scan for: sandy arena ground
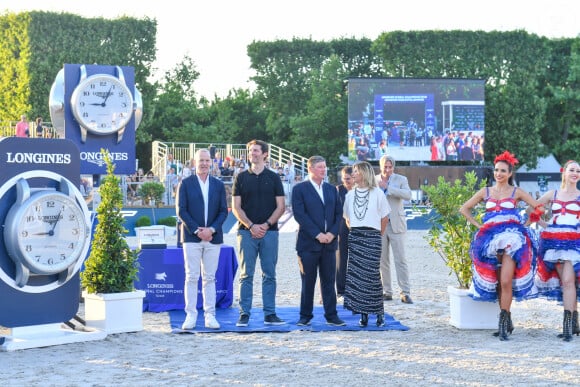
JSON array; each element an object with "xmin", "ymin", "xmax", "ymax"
[{"xmin": 1, "ymin": 230, "xmax": 579, "ymax": 386}]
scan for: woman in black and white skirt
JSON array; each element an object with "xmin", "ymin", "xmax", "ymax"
[{"xmin": 342, "ymin": 161, "xmax": 390, "ymax": 327}]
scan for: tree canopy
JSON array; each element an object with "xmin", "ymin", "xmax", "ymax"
[{"xmin": 2, "ymin": 11, "xmax": 578, "ymax": 170}]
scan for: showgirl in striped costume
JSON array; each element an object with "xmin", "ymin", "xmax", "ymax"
[
  {"xmin": 534, "ymin": 160, "xmax": 580, "ymax": 342},
  {"xmin": 460, "ymin": 151, "xmax": 542, "ymax": 340}
]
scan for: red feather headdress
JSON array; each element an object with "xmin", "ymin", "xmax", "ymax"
[{"xmin": 494, "ymin": 151, "xmax": 519, "ymax": 167}]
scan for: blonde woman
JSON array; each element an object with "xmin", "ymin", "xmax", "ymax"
[
  {"xmin": 534, "ymin": 160, "xmax": 580, "ymax": 341},
  {"xmin": 343, "ymin": 161, "xmax": 390, "ymax": 327}
]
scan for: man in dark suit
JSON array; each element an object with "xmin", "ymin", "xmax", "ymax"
[
  {"xmin": 292, "ymin": 156, "xmax": 346, "ymax": 326},
  {"xmin": 177, "ymin": 148, "xmax": 228, "ymax": 330}
]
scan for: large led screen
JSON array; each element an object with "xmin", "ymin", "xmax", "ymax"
[{"xmin": 347, "ymin": 78, "xmax": 485, "ymax": 162}]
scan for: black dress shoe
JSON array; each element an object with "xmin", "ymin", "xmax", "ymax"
[
  {"xmin": 383, "ymin": 294, "xmax": 393, "ymax": 301},
  {"xmin": 376, "ymin": 314, "xmax": 385, "ymax": 327},
  {"xmin": 297, "ymin": 317, "xmax": 312, "ymax": 326},
  {"xmin": 359, "ymin": 313, "xmax": 368, "ymax": 327},
  {"xmin": 401, "ymin": 295, "xmax": 414, "ymax": 304}
]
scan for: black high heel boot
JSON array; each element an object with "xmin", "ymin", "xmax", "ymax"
[
  {"xmin": 359, "ymin": 313, "xmax": 368, "ymax": 327},
  {"xmin": 498, "ymin": 309, "xmax": 510, "ymax": 341},
  {"xmin": 562, "ymin": 310, "xmax": 573, "ymax": 342},
  {"xmin": 493, "ymin": 311, "xmax": 514, "ymax": 337},
  {"xmin": 376, "ymin": 314, "xmax": 384, "ymax": 327},
  {"xmin": 558, "ymin": 310, "xmax": 579, "ymax": 338}
]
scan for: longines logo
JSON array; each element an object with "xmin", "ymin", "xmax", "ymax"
[
  {"xmin": 81, "ymin": 151, "xmax": 129, "ymax": 166},
  {"xmin": 5, "ymin": 152, "xmax": 72, "ymax": 164}
]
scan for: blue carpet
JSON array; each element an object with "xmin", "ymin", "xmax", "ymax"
[{"xmin": 169, "ymin": 305, "xmax": 409, "ymax": 333}]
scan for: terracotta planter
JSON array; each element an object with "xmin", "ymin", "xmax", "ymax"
[
  {"xmin": 447, "ymin": 286, "xmax": 497, "ymax": 329},
  {"xmin": 83, "ymin": 290, "xmax": 145, "ymax": 334}
]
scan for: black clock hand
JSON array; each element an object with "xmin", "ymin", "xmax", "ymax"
[
  {"xmin": 101, "ymin": 85, "xmax": 114, "ymax": 106},
  {"xmin": 48, "ymin": 206, "xmax": 65, "ymax": 235}
]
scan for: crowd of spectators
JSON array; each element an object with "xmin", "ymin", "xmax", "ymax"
[{"xmin": 122, "ymin": 153, "xmax": 302, "ymax": 208}]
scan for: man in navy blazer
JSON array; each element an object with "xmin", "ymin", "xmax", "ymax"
[
  {"xmin": 177, "ymin": 149, "xmax": 228, "ymax": 330},
  {"xmin": 292, "ymin": 156, "xmax": 346, "ymax": 326}
]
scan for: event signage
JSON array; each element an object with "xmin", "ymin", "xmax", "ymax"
[
  {"xmin": 0, "ymin": 138, "xmax": 90, "ymax": 327},
  {"xmin": 60, "ymin": 64, "xmax": 138, "ymax": 175}
]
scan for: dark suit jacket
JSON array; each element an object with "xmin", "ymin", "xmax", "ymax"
[
  {"xmin": 292, "ymin": 180, "xmax": 342, "ymax": 253},
  {"xmin": 176, "ymin": 174, "xmax": 228, "ymax": 244}
]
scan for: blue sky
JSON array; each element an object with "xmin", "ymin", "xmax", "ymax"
[{"xmin": 4, "ymin": 0, "xmax": 579, "ymax": 99}]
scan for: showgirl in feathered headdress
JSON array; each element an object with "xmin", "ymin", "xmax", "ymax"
[
  {"xmin": 459, "ymin": 149, "xmax": 544, "ymax": 340},
  {"xmin": 533, "ymin": 159, "xmax": 580, "ymax": 341}
]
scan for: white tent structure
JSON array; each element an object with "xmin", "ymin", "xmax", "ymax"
[{"xmin": 516, "ymin": 154, "xmax": 562, "ymax": 196}]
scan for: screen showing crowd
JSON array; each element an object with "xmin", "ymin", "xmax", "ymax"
[{"xmin": 347, "ymin": 78, "xmax": 485, "ymax": 163}]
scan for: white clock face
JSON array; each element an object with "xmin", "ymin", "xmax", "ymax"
[
  {"xmin": 8, "ymin": 191, "xmax": 89, "ymax": 275},
  {"xmin": 71, "ymin": 74, "xmax": 134, "ymax": 135}
]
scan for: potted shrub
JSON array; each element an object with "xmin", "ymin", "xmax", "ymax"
[
  {"xmin": 81, "ymin": 150, "xmax": 145, "ymax": 334},
  {"xmin": 135, "ymin": 215, "xmax": 152, "ymax": 228},
  {"xmin": 422, "ymin": 170, "xmax": 497, "ymax": 329},
  {"xmin": 157, "ymin": 216, "xmax": 177, "ymax": 227}
]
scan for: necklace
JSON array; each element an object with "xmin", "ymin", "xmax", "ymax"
[{"xmin": 353, "ymin": 188, "xmax": 370, "ymax": 221}]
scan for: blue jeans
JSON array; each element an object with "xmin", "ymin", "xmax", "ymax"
[{"xmin": 237, "ymin": 230, "xmax": 279, "ymax": 316}]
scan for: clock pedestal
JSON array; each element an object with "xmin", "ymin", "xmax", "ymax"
[
  {"xmin": 0, "ymin": 323, "xmax": 107, "ymax": 352},
  {"xmin": 0, "ymin": 137, "xmax": 100, "ymax": 350}
]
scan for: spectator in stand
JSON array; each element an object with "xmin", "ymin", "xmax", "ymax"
[
  {"xmin": 44, "ymin": 128, "xmax": 55, "ymax": 139},
  {"xmin": 213, "ymin": 151, "xmax": 223, "ymax": 173},
  {"xmin": 165, "ymin": 167, "xmax": 179, "ymax": 205},
  {"xmin": 133, "ymin": 168, "xmax": 145, "ymax": 195},
  {"xmin": 166, "ymin": 153, "xmax": 176, "ymax": 173},
  {"xmin": 126, "ymin": 174, "xmax": 136, "ymax": 201},
  {"xmin": 146, "ymin": 171, "xmax": 157, "ymax": 182},
  {"xmin": 181, "ymin": 160, "xmax": 194, "ymax": 179},
  {"xmin": 284, "ymin": 160, "xmax": 296, "ymax": 203},
  {"xmin": 15, "ymin": 114, "xmax": 29, "ymax": 138},
  {"xmin": 35, "ymin": 117, "xmax": 44, "ymax": 138},
  {"xmin": 220, "ymin": 160, "xmax": 234, "ymax": 182},
  {"xmin": 234, "ymin": 160, "xmax": 246, "ymax": 177}
]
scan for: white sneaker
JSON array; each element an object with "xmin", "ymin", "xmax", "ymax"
[
  {"xmin": 182, "ymin": 312, "xmax": 198, "ymax": 330},
  {"xmin": 205, "ymin": 314, "xmax": 220, "ymax": 329}
]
